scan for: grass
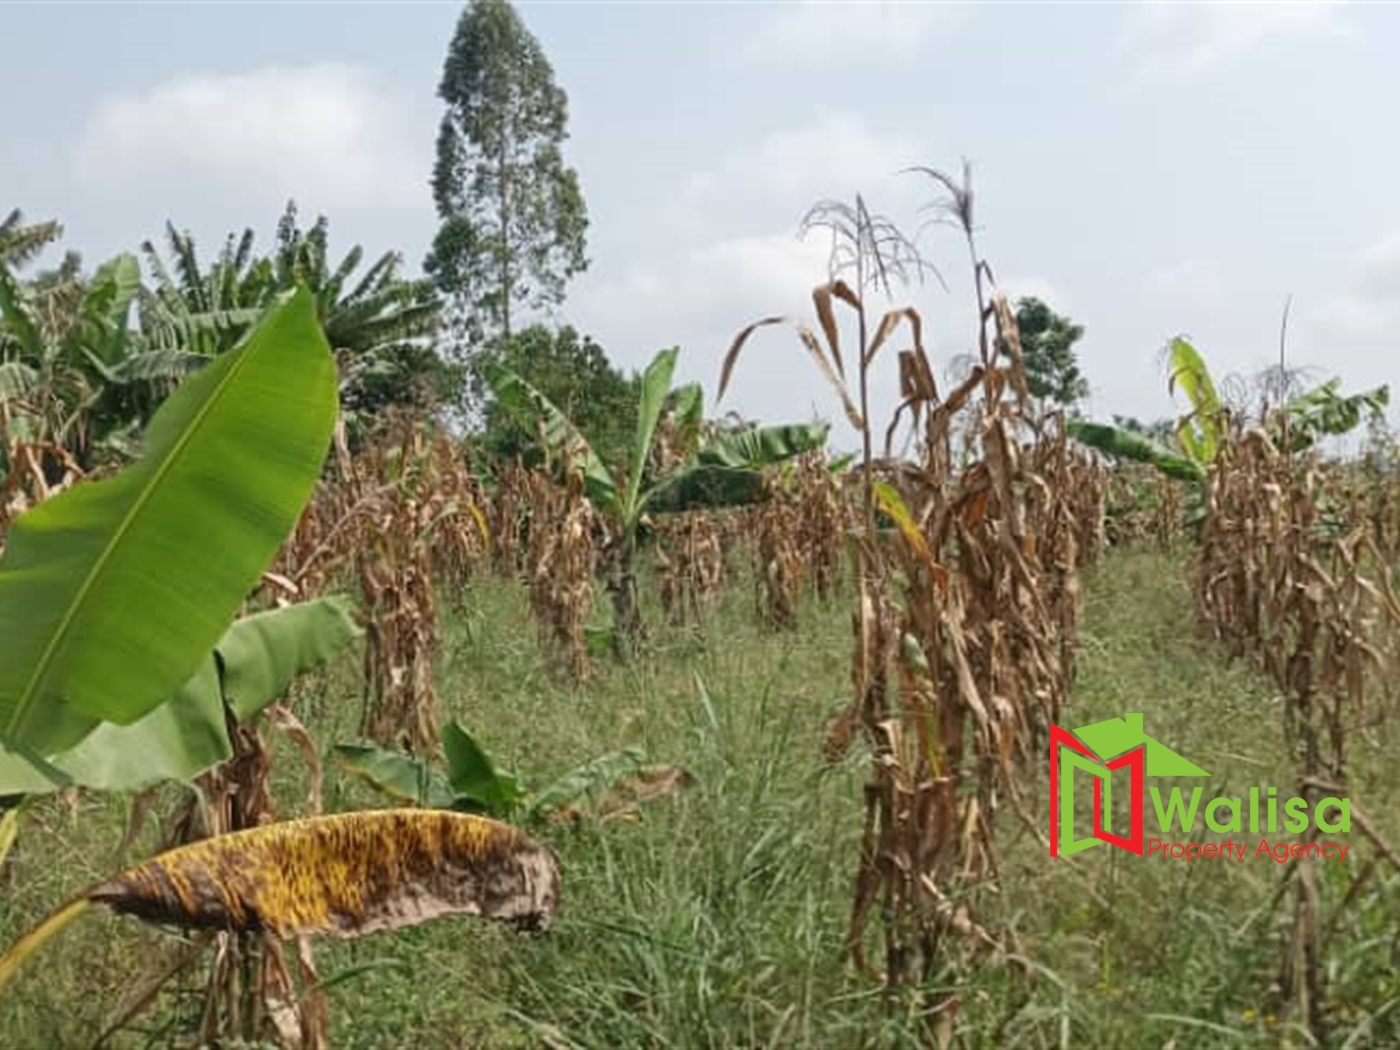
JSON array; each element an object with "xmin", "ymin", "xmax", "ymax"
[{"xmin": 3, "ymin": 547, "xmax": 1398, "ymax": 1047}]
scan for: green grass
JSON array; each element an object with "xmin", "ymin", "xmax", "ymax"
[{"xmin": 3, "ymin": 549, "xmax": 1398, "ymax": 1047}]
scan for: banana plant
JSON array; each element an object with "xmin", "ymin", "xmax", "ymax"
[
  {"xmin": 0, "ymin": 253, "xmax": 239, "ymax": 473},
  {"xmin": 335, "ymin": 721, "xmax": 690, "ymax": 826},
  {"xmin": 0, "ymin": 288, "xmax": 337, "ymax": 768},
  {"xmin": 0, "ymin": 597, "xmax": 361, "ymax": 795},
  {"xmin": 1070, "ymin": 336, "xmax": 1387, "ymax": 479},
  {"xmin": 485, "ymin": 346, "xmax": 828, "ymax": 656}
]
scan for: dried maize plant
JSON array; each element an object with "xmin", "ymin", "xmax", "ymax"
[
  {"xmin": 751, "ymin": 486, "xmax": 804, "ymax": 629},
  {"xmin": 521, "ymin": 459, "xmax": 597, "ymax": 681},
  {"xmin": 355, "ymin": 417, "xmax": 448, "ymax": 755},
  {"xmin": 654, "ymin": 510, "xmax": 724, "ymax": 625},
  {"xmin": 1025, "ymin": 413, "xmax": 1105, "ymax": 683},
  {"xmin": 0, "ymin": 440, "xmax": 83, "ymax": 542},
  {"xmin": 1153, "ymin": 469, "xmax": 1184, "ymax": 550},
  {"xmin": 1344, "ymin": 445, "xmax": 1400, "ymax": 563},
  {"xmin": 722, "ymin": 178, "xmax": 1087, "ymax": 1023},
  {"xmin": 424, "ymin": 429, "xmax": 491, "ymax": 595},
  {"xmin": 263, "ymin": 421, "xmax": 379, "ymax": 605},
  {"xmin": 1195, "ymin": 426, "xmax": 1400, "ymax": 1044},
  {"xmin": 1102, "ymin": 463, "xmax": 1158, "ymax": 546},
  {"xmin": 486, "ymin": 458, "xmax": 532, "ymax": 577},
  {"xmin": 96, "ymin": 696, "xmax": 330, "ymax": 1048},
  {"xmin": 793, "ymin": 451, "xmax": 853, "ymax": 599}
]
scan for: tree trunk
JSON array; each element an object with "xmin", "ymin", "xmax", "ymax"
[
  {"xmin": 499, "ymin": 145, "xmax": 512, "ymax": 341},
  {"xmin": 608, "ymin": 531, "xmax": 642, "ymax": 661}
]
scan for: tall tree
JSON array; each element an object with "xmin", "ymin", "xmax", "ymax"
[
  {"xmin": 426, "ymin": 0, "xmax": 589, "ymax": 355},
  {"xmin": 1003, "ymin": 296, "xmax": 1089, "ymax": 409}
]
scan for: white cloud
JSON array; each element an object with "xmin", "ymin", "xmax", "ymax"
[
  {"xmin": 74, "ymin": 64, "xmax": 423, "ymax": 210},
  {"xmin": 741, "ymin": 1, "xmax": 971, "ymax": 67},
  {"xmin": 571, "ymin": 226, "xmax": 926, "ymax": 445},
  {"xmin": 570, "ymin": 111, "xmax": 956, "ymax": 446},
  {"xmin": 678, "ymin": 111, "xmax": 923, "ymax": 233},
  {"xmin": 1304, "ymin": 291, "xmax": 1397, "ymax": 344},
  {"xmin": 1144, "ymin": 259, "xmax": 1226, "ymax": 306},
  {"xmin": 1302, "ymin": 226, "xmax": 1400, "ymax": 341},
  {"xmin": 1358, "ymin": 228, "xmax": 1400, "ymax": 292},
  {"xmin": 1291, "ymin": 228, "xmax": 1400, "ymax": 425},
  {"xmin": 1122, "ymin": 0, "xmax": 1351, "ymax": 79}
]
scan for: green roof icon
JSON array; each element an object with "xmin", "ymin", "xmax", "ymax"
[{"xmin": 1071, "ymin": 713, "xmax": 1208, "ymax": 777}]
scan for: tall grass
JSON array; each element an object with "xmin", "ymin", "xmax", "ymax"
[{"xmin": 4, "ymin": 551, "xmax": 1398, "ymax": 1047}]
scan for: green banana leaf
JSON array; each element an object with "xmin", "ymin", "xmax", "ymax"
[
  {"xmin": 79, "ymin": 255, "xmax": 142, "ymax": 367},
  {"xmin": 0, "ymin": 266, "xmax": 45, "ymax": 360},
  {"xmin": 669, "ymin": 381, "xmax": 705, "ymax": 455},
  {"xmin": 333, "ymin": 722, "xmax": 524, "ymax": 817},
  {"xmin": 1067, "ymin": 421, "xmax": 1205, "ymax": 482},
  {"xmin": 1167, "ymin": 336, "xmax": 1221, "ymax": 466},
  {"xmin": 0, "ymin": 288, "xmax": 337, "ymax": 757},
  {"xmin": 482, "ymin": 360, "xmax": 619, "ymax": 515},
  {"xmin": 695, "ymin": 422, "xmax": 830, "ymax": 469},
  {"xmin": 0, "ymin": 361, "xmax": 38, "ymax": 400},
  {"xmin": 527, "ymin": 749, "xmax": 645, "ymax": 821},
  {"xmin": 332, "ymin": 744, "xmax": 457, "ymax": 809},
  {"xmin": 1282, "ymin": 380, "xmax": 1389, "ymax": 451},
  {"xmin": 625, "ymin": 348, "xmax": 680, "ymax": 522},
  {"xmin": 333, "ymin": 735, "xmax": 650, "ymax": 825},
  {"xmin": 442, "ymin": 722, "xmax": 522, "ymax": 817},
  {"xmin": 84, "ymin": 349, "xmax": 212, "ymax": 386},
  {"xmin": 220, "ymin": 597, "xmax": 361, "ymax": 722},
  {"xmin": 0, "ymin": 597, "xmax": 361, "ymax": 793}
]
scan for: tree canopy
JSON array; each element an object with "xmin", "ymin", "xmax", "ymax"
[
  {"xmin": 426, "ymin": 0, "xmax": 589, "ymax": 355},
  {"xmin": 1005, "ymin": 296, "xmax": 1089, "ymax": 409}
]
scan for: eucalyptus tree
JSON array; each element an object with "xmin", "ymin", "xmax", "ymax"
[{"xmin": 426, "ymin": 0, "xmax": 588, "ymax": 353}]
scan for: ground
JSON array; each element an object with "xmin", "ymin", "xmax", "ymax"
[{"xmin": 3, "ymin": 548, "xmax": 1398, "ymax": 1048}]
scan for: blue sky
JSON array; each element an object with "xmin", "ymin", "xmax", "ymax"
[{"xmin": 3, "ymin": 1, "xmax": 1395, "ymax": 445}]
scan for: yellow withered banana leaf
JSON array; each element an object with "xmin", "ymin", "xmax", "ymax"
[
  {"xmin": 90, "ymin": 809, "xmax": 560, "ymax": 937},
  {"xmin": 0, "ymin": 809, "xmax": 559, "ymax": 996}
]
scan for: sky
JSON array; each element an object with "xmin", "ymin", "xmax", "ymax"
[{"xmin": 3, "ymin": 0, "xmax": 1396, "ymax": 449}]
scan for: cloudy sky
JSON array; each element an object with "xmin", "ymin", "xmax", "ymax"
[{"xmin": 4, "ymin": 1, "xmax": 1395, "ymax": 445}]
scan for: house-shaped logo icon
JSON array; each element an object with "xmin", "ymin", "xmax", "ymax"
[{"xmin": 1049, "ymin": 713, "xmax": 1209, "ymax": 857}]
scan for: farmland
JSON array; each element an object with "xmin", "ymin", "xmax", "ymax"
[
  {"xmin": 4, "ymin": 3, "xmax": 1400, "ymax": 1048},
  {"xmin": 0, "ymin": 544, "xmax": 1386, "ymax": 1050}
]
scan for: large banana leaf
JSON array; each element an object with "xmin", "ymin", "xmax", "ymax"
[
  {"xmin": 0, "ymin": 597, "xmax": 360, "ymax": 793},
  {"xmin": 624, "ymin": 348, "xmax": 679, "ymax": 522},
  {"xmin": 1167, "ymin": 336, "xmax": 1221, "ymax": 465},
  {"xmin": 442, "ymin": 722, "xmax": 523, "ymax": 817},
  {"xmin": 482, "ymin": 361, "xmax": 619, "ymax": 514},
  {"xmin": 0, "ymin": 266, "xmax": 44, "ymax": 361},
  {"xmin": 79, "ymin": 255, "xmax": 142, "ymax": 368},
  {"xmin": 1282, "ymin": 379, "xmax": 1389, "ymax": 450},
  {"xmin": 695, "ymin": 422, "xmax": 830, "ymax": 469},
  {"xmin": 1067, "ymin": 421, "xmax": 1204, "ymax": 482},
  {"xmin": 333, "ymin": 743, "xmax": 458, "ymax": 809},
  {"xmin": 0, "ymin": 289, "xmax": 337, "ymax": 757},
  {"xmin": 220, "ymin": 596, "xmax": 361, "ymax": 722}
]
